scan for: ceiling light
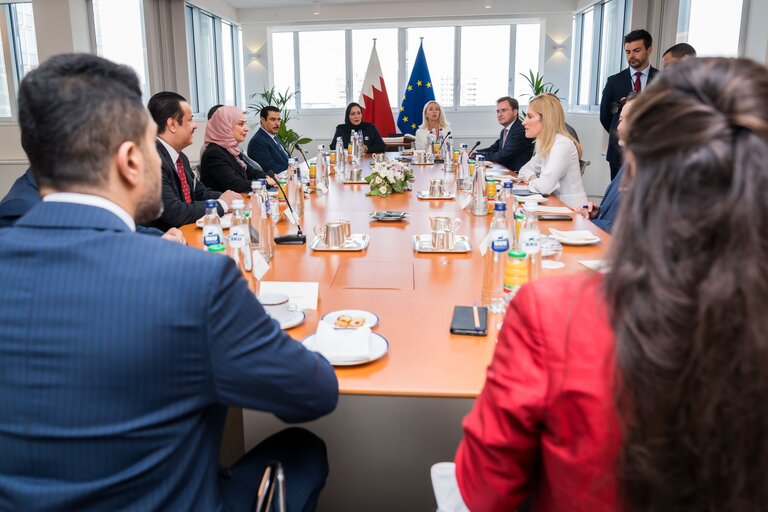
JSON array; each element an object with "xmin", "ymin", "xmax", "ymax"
[
  {"xmin": 484, "ymin": 0, "xmax": 493, "ymax": 8},
  {"xmin": 313, "ymin": 0, "xmax": 320, "ymax": 15}
]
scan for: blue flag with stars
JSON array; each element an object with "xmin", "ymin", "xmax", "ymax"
[{"xmin": 398, "ymin": 42, "xmax": 435, "ymax": 135}]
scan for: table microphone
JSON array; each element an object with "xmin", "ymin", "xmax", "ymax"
[
  {"xmin": 294, "ymin": 144, "xmax": 311, "ymax": 179},
  {"xmin": 469, "ymin": 140, "xmax": 482, "ymax": 155},
  {"xmin": 265, "ymin": 168, "xmax": 306, "ymax": 245},
  {"xmin": 434, "ymin": 131, "xmax": 452, "ymax": 163}
]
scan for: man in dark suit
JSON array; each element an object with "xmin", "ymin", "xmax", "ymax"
[
  {"xmin": 247, "ymin": 106, "xmax": 290, "ymax": 175},
  {"xmin": 0, "ymin": 53, "xmax": 338, "ymax": 511},
  {"xmin": 147, "ymin": 92, "xmax": 241, "ymax": 231},
  {"xmin": 0, "ymin": 168, "xmax": 185, "ymax": 242},
  {"xmin": 600, "ymin": 29, "xmax": 659, "ymax": 180},
  {"xmin": 473, "ymin": 96, "xmax": 535, "ymax": 172}
]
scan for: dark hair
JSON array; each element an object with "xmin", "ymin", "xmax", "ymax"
[
  {"xmin": 624, "ymin": 29, "xmax": 653, "ymax": 49},
  {"xmin": 344, "ymin": 102, "xmax": 363, "ymax": 125},
  {"xmin": 496, "ymin": 96, "xmax": 519, "ymax": 111},
  {"xmin": 605, "ymin": 57, "xmax": 768, "ymax": 511},
  {"xmin": 18, "ymin": 53, "xmax": 146, "ymax": 191},
  {"xmin": 663, "ymin": 42, "xmax": 697, "ymax": 58},
  {"xmin": 207, "ymin": 104, "xmax": 223, "ymax": 120},
  {"xmin": 259, "ymin": 106, "xmax": 280, "ymax": 120},
  {"xmin": 148, "ymin": 91, "xmax": 187, "ymax": 134}
]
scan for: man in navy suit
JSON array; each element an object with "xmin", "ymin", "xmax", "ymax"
[
  {"xmin": 473, "ymin": 96, "xmax": 535, "ymax": 172},
  {"xmin": 247, "ymin": 106, "xmax": 290, "ymax": 175},
  {"xmin": 0, "ymin": 53, "xmax": 338, "ymax": 511},
  {"xmin": 600, "ymin": 29, "xmax": 658, "ymax": 180},
  {"xmin": 147, "ymin": 92, "xmax": 241, "ymax": 231}
]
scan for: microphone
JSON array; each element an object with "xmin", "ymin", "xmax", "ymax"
[
  {"xmin": 264, "ymin": 168, "xmax": 307, "ymax": 245},
  {"xmin": 434, "ymin": 131, "xmax": 451, "ymax": 163},
  {"xmin": 294, "ymin": 144, "xmax": 311, "ymax": 181},
  {"xmin": 469, "ymin": 140, "xmax": 482, "ymax": 155}
]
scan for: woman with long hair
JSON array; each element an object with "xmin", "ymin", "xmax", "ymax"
[
  {"xmin": 455, "ymin": 57, "xmax": 768, "ymax": 511},
  {"xmin": 414, "ymin": 100, "xmax": 450, "ymax": 151},
  {"xmin": 328, "ymin": 102, "xmax": 386, "ymax": 154},
  {"xmin": 518, "ymin": 93, "xmax": 587, "ymax": 208}
]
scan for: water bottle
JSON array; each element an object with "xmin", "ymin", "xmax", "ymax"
[
  {"xmin": 286, "ymin": 158, "xmax": 302, "ymax": 218},
  {"xmin": 335, "ymin": 137, "xmax": 345, "ymax": 174},
  {"xmin": 442, "ymin": 137, "xmax": 454, "ymax": 173},
  {"xmin": 425, "ymin": 131, "xmax": 435, "ymax": 163},
  {"xmin": 514, "ymin": 202, "xmax": 526, "ymax": 249},
  {"xmin": 481, "ymin": 202, "xmax": 511, "ymax": 313},
  {"xmin": 503, "ymin": 250, "xmax": 529, "ymax": 304},
  {"xmin": 229, "ymin": 199, "xmax": 252, "ymax": 273},
  {"xmin": 502, "ymin": 181, "xmax": 516, "ymax": 248},
  {"xmin": 316, "ymin": 144, "xmax": 328, "ymax": 194},
  {"xmin": 471, "ymin": 157, "xmax": 488, "ymax": 216},
  {"xmin": 259, "ymin": 191, "xmax": 274, "ymax": 262},
  {"xmin": 519, "ymin": 201, "xmax": 542, "ymax": 281},
  {"xmin": 458, "ymin": 143, "xmax": 470, "ymax": 190},
  {"xmin": 249, "ymin": 180, "xmax": 262, "ymax": 247},
  {"xmin": 202, "ymin": 199, "xmax": 223, "ymax": 247}
]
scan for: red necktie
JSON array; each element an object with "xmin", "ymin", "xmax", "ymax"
[
  {"xmin": 175, "ymin": 156, "xmax": 192, "ymax": 204},
  {"xmin": 633, "ymin": 71, "xmax": 642, "ymax": 93}
]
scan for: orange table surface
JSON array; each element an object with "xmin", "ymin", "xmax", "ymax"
[{"xmin": 181, "ymin": 160, "xmax": 609, "ymax": 398}]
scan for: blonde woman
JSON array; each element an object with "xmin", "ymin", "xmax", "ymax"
[
  {"xmin": 414, "ymin": 100, "xmax": 450, "ymax": 151},
  {"xmin": 518, "ymin": 94, "xmax": 587, "ymax": 208}
]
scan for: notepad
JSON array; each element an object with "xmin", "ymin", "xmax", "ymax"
[{"xmin": 258, "ymin": 281, "xmax": 319, "ymax": 310}]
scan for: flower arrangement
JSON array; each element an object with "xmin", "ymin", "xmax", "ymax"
[{"xmin": 364, "ymin": 160, "xmax": 414, "ymax": 197}]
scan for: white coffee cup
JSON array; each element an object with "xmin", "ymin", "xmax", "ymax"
[{"xmin": 258, "ymin": 293, "xmax": 294, "ymax": 319}]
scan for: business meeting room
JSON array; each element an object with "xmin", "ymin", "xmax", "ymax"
[{"xmin": 1, "ymin": 0, "xmax": 767, "ymax": 510}]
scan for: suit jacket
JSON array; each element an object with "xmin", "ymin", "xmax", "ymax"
[
  {"xmin": 476, "ymin": 119, "xmax": 535, "ymax": 172},
  {"xmin": 599, "ymin": 66, "xmax": 659, "ymax": 164},
  {"xmin": 0, "ymin": 201, "xmax": 338, "ymax": 511},
  {"xmin": 329, "ymin": 122, "xmax": 386, "ymax": 154},
  {"xmin": 247, "ymin": 128, "xmax": 289, "ymax": 175},
  {"xmin": 0, "ymin": 168, "xmax": 162, "ymax": 236},
  {"xmin": 456, "ymin": 273, "xmax": 620, "ymax": 512},
  {"xmin": 200, "ymin": 143, "xmax": 266, "ymax": 193},
  {"xmin": 593, "ymin": 164, "xmax": 624, "ymax": 233},
  {"xmin": 152, "ymin": 141, "xmax": 222, "ymax": 231}
]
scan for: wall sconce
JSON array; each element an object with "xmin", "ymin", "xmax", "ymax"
[
  {"xmin": 313, "ymin": 0, "xmax": 320, "ymax": 15},
  {"xmin": 484, "ymin": 0, "xmax": 493, "ymax": 8},
  {"xmin": 553, "ymin": 44, "xmax": 565, "ymax": 53},
  {"xmin": 249, "ymin": 50, "xmax": 261, "ymax": 61}
]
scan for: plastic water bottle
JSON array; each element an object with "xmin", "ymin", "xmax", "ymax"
[
  {"xmin": 335, "ymin": 137, "xmax": 345, "ymax": 174},
  {"xmin": 481, "ymin": 202, "xmax": 511, "ymax": 313},
  {"xmin": 229, "ymin": 199, "xmax": 252, "ymax": 273},
  {"xmin": 202, "ymin": 199, "xmax": 223, "ymax": 247},
  {"xmin": 471, "ymin": 157, "xmax": 488, "ymax": 216},
  {"xmin": 259, "ymin": 192, "xmax": 274, "ymax": 262},
  {"xmin": 316, "ymin": 144, "xmax": 328, "ymax": 194},
  {"xmin": 458, "ymin": 143, "xmax": 470, "ymax": 190},
  {"xmin": 442, "ymin": 137, "xmax": 454, "ymax": 173},
  {"xmin": 249, "ymin": 180, "xmax": 262, "ymax": 247},
  {"xmin": 502, "ymin": 181, "xmax": 516, "ymax": 248},
  {"xmin": 519, "ymin": 201, "xmax": 542, "ymax": 281},
  {"xmin": 286, "ymin": 158, "xmax": 302, "ymax": 218},
  {"xmin": 425, "ymin": 131, "xmax": 435, "ymax": 163}
]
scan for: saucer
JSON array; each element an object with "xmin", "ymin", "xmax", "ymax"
[
  {"xmin": 275, "ymin": 310, "xmax": 306, "ymax": 330},
  {"xmin": 195, "ymin": 213, "xmax": 232, "ymax": 229},
  {"xmin": 302, "ymin": 332, "xmax": 389, "ymax": 366},
  {"xmin": 322, "ymin": 309, "xmax": 379, "ymax": 328},
  {"xmin": 370, "ymin": 211, "xmax": 409, "ymax": 222}
]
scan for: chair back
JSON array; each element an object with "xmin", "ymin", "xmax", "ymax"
[{"xmin": 579, "ymin": 159, "xmax": 591, "ymax": 176}]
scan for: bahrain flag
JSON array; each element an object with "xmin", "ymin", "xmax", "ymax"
[{"xmin": 359, "ymin": 43, "xmax": 396, "ymax": 138}]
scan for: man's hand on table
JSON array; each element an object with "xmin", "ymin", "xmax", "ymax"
[
  {"xmin": 161, "ymin": 227, "xmax": 187, "ymax": 245},
  {"xmin": 219, "ymin": 190, "xmax": 243, "ymax": 212}
]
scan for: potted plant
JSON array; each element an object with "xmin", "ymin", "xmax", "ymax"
[
  {"xmin": 519, "ymin": 70, "xmax": 560, "ymax": 119},
  {"xmin": 247, "ymin": 86, "xmax": 312, "ymax": 156}
]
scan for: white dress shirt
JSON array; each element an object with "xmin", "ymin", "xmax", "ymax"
[
  {"xmin": 630, "ymin": 64, "xmax": 651, "ymax": 91},
  {"xmin": 518, "ymin": 134, "xmax": 587, "ymax": 208},
  {"xmin": 43, "ymin": 192, "xmax": 136, "ymax": 231}
]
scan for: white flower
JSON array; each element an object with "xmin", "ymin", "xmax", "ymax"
[
  {"xmin": 379, "ymin": 185, "xmax": 388, "ymax": 194},
  {"xmin": 374, "ymin": 176, "xmax": 382, "ymax": 184},
  {"xmin": 386, "ymin": 173, "xmax": 395, "ymax": 183}
]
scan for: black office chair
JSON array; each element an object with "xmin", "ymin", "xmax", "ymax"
[{"xmin": 254, "ymin": 461, "xmax": 286, "ymax": 512}]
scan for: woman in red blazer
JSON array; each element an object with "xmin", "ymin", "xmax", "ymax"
[{"xmin": 456, "ymin": 57, "xmax": 768, "ymax": 512}]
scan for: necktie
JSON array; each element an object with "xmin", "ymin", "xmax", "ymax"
[
  {"xmin": 175, "ymin": 156, "xmax": 192, "ymax": 204},
  {"xmin": 501, "ymin": 127, "xmax": 509, "ymax": 148},
  {"xmin": 633, "ymin": 71, "xmax": 642, "ymax": 93},
  {"xmin": 274, "ymin": 137, "xmax": 288, "ymax": 157}
]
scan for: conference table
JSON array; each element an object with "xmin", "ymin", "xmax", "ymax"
[{"xmin": 181, "ymin": 155, "xmax": 609, "ymax": 510}]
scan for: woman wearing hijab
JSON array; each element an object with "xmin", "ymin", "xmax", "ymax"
[
  {"xmin": 200, "ymin": 106, "xmax": 268, "ymax": 193},
  {"xmin": 329, "ymin": 102, "xmax": 386, "ymax": 154},
  {"xmin": 414, "ymin": 100, "xmax": 450, "ymax": 151}
]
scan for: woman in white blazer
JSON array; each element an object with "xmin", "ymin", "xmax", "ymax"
[
  {"xmin": 518, "ymin": 94, "xmax": 587, "ymax": 208},
  {"xmin": 414, "ymin": 100, "xmax": 450, "ymax": 151}
]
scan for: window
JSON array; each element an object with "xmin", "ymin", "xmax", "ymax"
[
  {"xmin": 185, "ymin": 4, "xmax": 244, "ymax": 115},
  {"xmin": 298, "ymin": 30, "xmax": 346, "ymax": 109},
  {"xmin": 0, "ymin": 33, "xmax": 10, "ymax": 118},
  {"xmin": 351, "ymin": 29, "xmax": 398, "ymax": 108},
  {"xmin": 0, "ymin": 2, "xmax": 40, "ymax": 119},
  {"xmin": 570, "ymin": 0, "xmax": 627, "ymax": 109},
  {"xmin": 677, "ymin": 0, "xmax": 744, "ymax": 57},
  {"xmin": 90, "ymin": 0, "xmax": 149, "ymax": 99},
  {"xmin": 271, "ymin": 20, "xmax": 542, "ymax": 111}
]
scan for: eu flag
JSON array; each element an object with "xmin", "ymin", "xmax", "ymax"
[{"xmin": 397, "ymin": 41, "xmax": 435, "ymax": 135}]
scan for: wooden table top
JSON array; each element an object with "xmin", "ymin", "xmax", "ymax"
[{"xmin": 181, "ymin": 159, "xmax": 609, "ymax": 398}]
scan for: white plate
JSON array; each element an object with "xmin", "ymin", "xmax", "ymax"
[
  {"xmin": 196, "ymin": 213, "xmax": 232, "ymax": 229},
  {"xmin": 321, "ymin": 309, "xmax": 379, "ymax": 328},
  {"xmin": 276, "ymin": 310, "xmax": 306, "ymax": 330},
  {"xmin": 549, "ymin": 231, "xmax": 601, "ymax": 246},
  {"xmin": 302, "ymin": 332, "xmax": 389, "ymax": 366},
  {"xmin": 514, "ymin": 194, "xmax": 547, "ymax": 203}
]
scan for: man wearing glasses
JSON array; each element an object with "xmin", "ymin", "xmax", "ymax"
[{"xmin": 474, "ymin": 96, "xmax": 535, "ymax": 172}]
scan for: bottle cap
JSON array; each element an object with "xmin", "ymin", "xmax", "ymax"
[
  {"xmin": 207, "ymin": 244, "xmax": 226, "ymax": 253},
  {"xmin": 476, "ymin": 154, "xmax": 485, "ymax": 162},
  {"xmin": 503, "ymin": 180, "xmax": 514, "ymax": 188},
  {"xmin": 231, "ymin": 199, "xmax": 244, "ymax": 210},
  {"xmin": 205, "ymin": 199, "xmax": 217, "ymax": 208},
  {"xmin": 494, "ymin": 201, "xmax": 506, "ymax": 211},
  {"xmin": 508, "ymin": 250, "xmax": 526, "ymax": 258}
]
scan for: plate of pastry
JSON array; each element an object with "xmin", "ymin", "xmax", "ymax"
[{"xmin": 321, "ymin": 309, "xmax": 379, "ymax": 328}]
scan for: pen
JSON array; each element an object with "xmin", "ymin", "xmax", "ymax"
[{"xmin": 472, "ymin": 302, "xmax": 481, "ymax": 331}]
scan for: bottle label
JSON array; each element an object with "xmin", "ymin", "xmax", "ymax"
[
  {"xmin": 203, "ymin": 233, "xmax": 220, "ymax": 246},
  {"xmin": 229, "ymin": 226, "xmax": 246, "ymax": 248},
  {"xmin": 491, "ymin": 238, "xmax": 510, "ymax": 253},
  {"xmin": 521, "ymin": 230, "xmax": 541, "ymax": 255}
]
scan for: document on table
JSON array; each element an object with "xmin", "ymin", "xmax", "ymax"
[
  {"xmin": 259, "ymin": 281, "xmax": 319, "ymax": 310},
  {"xmin": 578, "ymin": 260, "xmax": 610, "ymax": 273},
  {"xmin": 537, "ymin": 205, "xmax": 574, "ymax": 215}
]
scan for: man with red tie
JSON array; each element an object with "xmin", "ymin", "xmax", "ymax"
[
  {"xmin": 599, "ymin": 29, "xmax": 658, "ymax": 180},
  {"xmin": 148, "ymin": 92, "xmax": 240, "ymax": 230},
  {"xmin": 473, "ymin": 96, "xmax": 535, "ymax": 172}
]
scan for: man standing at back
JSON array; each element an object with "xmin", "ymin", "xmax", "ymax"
[
  {"xmin": 600, "ymin": 29, "xmax": 658, "ymax": 179},
  {"xmin": 662, "ymin": 43, "xmax": 697, "ymax": 69},
  {"xmin": 0, "ymin": 53, "xmax": 338, "ymax": 511},
  {"xmin": 474, "ymin": 96, "xmax": 534, "ymax": 172},
  {"xmin": 148, "ymin": 91, "xmax": 240, "ymax": 230},
  {"xmin": 247, "ymin": 106, "xmax": 290, "ymax": 175}
]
